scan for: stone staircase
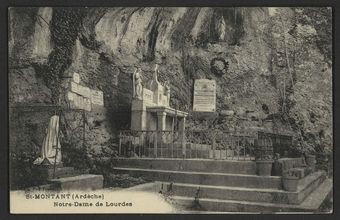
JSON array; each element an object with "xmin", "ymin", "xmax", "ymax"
[{"xmin": 113, "ymin": 158, "xmax": 332, "ymax": 213}]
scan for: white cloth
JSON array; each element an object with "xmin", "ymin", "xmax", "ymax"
[{"xmin": 33, "ymin": 115, "xmax": 62, "ymax": 165}]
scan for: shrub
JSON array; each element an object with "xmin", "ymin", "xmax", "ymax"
[
  {"xmin": 10, "ymin": 151, "xmax": 40, "ymax": 190},
  {"xmin": 104, "ymin": 174, "xmax": 148, "ymax": 188}
]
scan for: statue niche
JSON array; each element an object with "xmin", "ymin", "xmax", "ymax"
[{"xmin": 216, "ymin": 15, "xmax": 226, "ymax": 41}]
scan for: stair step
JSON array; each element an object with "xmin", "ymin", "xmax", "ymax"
[
  {"xmin": 171, "ymin": 178, "xmax": 332, "ymax": 213},
  {"xmin": 171, "ymin": 196, "xmax": 289, "ymax": 213},
  {"xmin": 113, "ymin": 158, "xmax": 256, "ymax": 174},
  {"xmin": 49, "ymin": 174, "xmax": 103, "ymax": 191},
  {"xmin": 157, "ymin": 171, "xmax": 326, "ymax": 204},
  {"xmin": 113, "ymin": 167, "xmax": 282, "ymax": 189},
  {"xmin": 295, "ymin": 171, "xmax": 326, "ymax": 202}
]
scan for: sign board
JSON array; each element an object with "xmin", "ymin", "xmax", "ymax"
[
  {"xmin": 69, "ymin": 82, "xmax": 80, "ymax": 94},
  {"xmin": 90, "ymin": 90, "xmax": 104, "ymax": 106},
  {"xmin": 67, "ymin": 73, "xmax": 104, "ymax": 110},
  {"xmin": 70, "ymin": 82, "xmax": 92, "ymax": 98},
  {"xmin": 83, "ymin": 98, "xmax": 92, "ymax": 111},
  {"xmin": 73, "ymin": 72, "xmax": 80, "ymax": 84},
  {"xmin": 193, "ymin": 79, "xmax": 216, "ymax": 112},
  {"xmin": 78, "ymin": 85, "xmax": 91, "ymax": 98}
]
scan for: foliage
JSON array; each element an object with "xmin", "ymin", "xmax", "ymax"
[
  {"xmin": 89, "ymin": 154, "xmax": 147, "ymax": 188},
  {"xmin": 41, "ymin": 8, "xmax": 87, "ymax": 103},
  {"xmin": 294, "ymin": 7, "xmax": 332, "ymax": 63},
  {"xmin": 266, "ymin": 7, "xmax": 332, "ymax": 156},
  {"xmin": 9, "ymin": 109, "xmax": 53, "ymax": 189},
  {"xmin": 86, "ymin": 138, "xmax": 147, "ymax": 188},
  {"xmin": 290, "ymin": 137, "xmax": 315, "ymax": 156},
  {"xmin": 10, "ymin": 150, "xmax": 40, "ymax": 190},
  {"xmin": 61, "ymin": 141, "xmax": 92, "ymax": 171},
  {"xmin": 283, "ymin": 168, "xmax": 303, "ymax": 179},
  {"xmin": 316, "ymin": 152, "xmax": 333, "ymax": 177},
  {"xmin": 104, "ymin": 174, "xmax": 148, "ymax": 188}
]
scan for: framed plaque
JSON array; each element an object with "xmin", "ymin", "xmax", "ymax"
[{"xmin": 193, "ymin": 79, "xmax": 216, "ymax": 112}]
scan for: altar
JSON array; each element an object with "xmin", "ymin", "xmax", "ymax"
[{"xmin": 130, "ymin": 65, "xmax": 188, "ymax": 134}]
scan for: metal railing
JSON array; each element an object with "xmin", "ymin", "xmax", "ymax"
[
  {"xmin": 118, "ymin": 130, "xmax": 182, "ymax": 158},
  {"xmin": 118, "ymin": 129, "xmax": 261, "ymax": 160},
  {"xmin": 185, "ymin": 130, "xmax": 256, "ymax": 160},
  {"xmin": 257, "ymin": 131, "xmax": 293, "ymax": 157}
]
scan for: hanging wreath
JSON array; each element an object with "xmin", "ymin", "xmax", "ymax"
[{"xmin": 210, "ymin": 57, "xmax": 229, "ymax": 77}]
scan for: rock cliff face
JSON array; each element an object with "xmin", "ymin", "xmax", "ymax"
[{"xmin": 8, "ymin": 7, "xmax": 332, "ymax": 165}]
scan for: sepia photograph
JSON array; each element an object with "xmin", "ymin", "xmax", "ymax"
[{"xmin": 8, "ymin": 6, "xmax": 333, "ymax": 214}]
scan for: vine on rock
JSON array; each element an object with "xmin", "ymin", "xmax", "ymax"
[{"xmin": 44, "ymin": 7, "xmax": 86, "ymax": 104}]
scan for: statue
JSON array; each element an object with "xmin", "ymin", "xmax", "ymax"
[
  {"xmin": 147, "ymin": 64, "xmax": 166, "ymax": 105},
  {"xmin": 217, "ymin": 16, "xmax": 226, "ymax": 41},
  {"xmin": 148, "ymin": 64, "xmax": 161, "ymax": 91},
  {"xmin": 133, "ymin": 68, "xmax": 143, "ymax": 100},
  {"xmin": 153, "ymin": 64, "xmax": 159, "ymax": 82},
  {"xmin": 33, "ymin": 115, "xmax": 62, "ymax": 165}
]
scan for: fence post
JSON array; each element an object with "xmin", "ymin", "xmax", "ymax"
[
  {"xmin": 243, "ymin": 135, "xmax": 246, "ymax": 160},
  {"xmin": 171, "ymin": 118, "xmax": 175, "ymax": 158},
  {"xmin": 154, "ymin": 131, "xmax": 158, "ymax": 158},
  {"xmin": 179, "ymin": 118, "xmax": 186, "ymax": 158},
  {"xmin": 118, "ymin": 131, "xmax": 122, "ymax": 156},
  {"xmin": 212, "ymin": 132, "xmax": 216, "ymax": 160},
  {"xmin": 182, "ymin": 133, "xmax": 186, "ymax": 158},
  {"xmin": 138, "ymin": 132, "xmax": 141, "ymax": 157},
  {"xmin": 160, "ymin": 132, "xmax": 163, "ymax": 158}
]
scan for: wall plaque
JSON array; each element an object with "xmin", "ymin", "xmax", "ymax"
[
  {"xmin": 193, "ymin": 79, "xmax": 216, "ymax": 112},
  {"xmin": 90, "ymin": 90, "xmax": 104, "ymax": 106},
  {"xmin": 73, "ymin": 72, "xmax": 80, "ymax": 84}
]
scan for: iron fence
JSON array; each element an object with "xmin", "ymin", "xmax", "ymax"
[
  {"xmin": 119, "ymin": 129, "xmax": 261, "ymax": 160},
  {"xmin": 118, "ymin": 130, "xmax": 182, "ymax": 158},
  {"xmin": 118, "ymin": 129, "xmax": 294, "ymax": 161},
  {"xmin": 185, "ymin": 130, "xmax": 257, "ymax": 160},
  {"xmin": 258, "ymin": 131, "xmax": 293, "ymax": 157}
]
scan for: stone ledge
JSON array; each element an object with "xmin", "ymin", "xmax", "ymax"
[
  {"xmin": 33, "ymin": 166, "xmax": 76, "ymax": 180},
  {"xmin": 273, "ymin": 157, "xmax": 307, "ymax": 176},
  {"xmin": 113, "ymin": 167, "xmax": 282, "ymax": 189},
  {"xmin": 49, "ymin": 174, "xmax": 104, "ymax": 191},
  {"xmin": 113, "ymin": 157, "xmax": 256, "ymax": 174}
]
